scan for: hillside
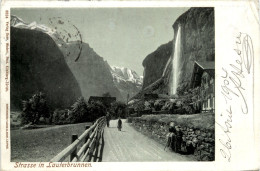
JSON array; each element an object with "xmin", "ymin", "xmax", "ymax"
[
  {"xmin": 61, "ymin": 41, "xmax": 123, "ymax": 101},
  {"xmin": 11, "ymin": 27, "xmax": 82, "ymax": 110}
]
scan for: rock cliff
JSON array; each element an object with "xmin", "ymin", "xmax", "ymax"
[
  {"xmin": 171, "ymin": 7, "xmax": 214, "ymax": 89},
  {"xmin": 142, "ymin": 41, "xmax": 172, "ymax": 89},
  {"xmin": 135, "ymin": 7, "xmax": 214, "ymax": 98},
  {"xmin": 11, "ymin": 27, "xmax": 82, "ymax": 110}
]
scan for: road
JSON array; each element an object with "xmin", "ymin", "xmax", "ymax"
[{"xmin": 102, "ymin": 119, "xmax": 193, "ymax": 162}]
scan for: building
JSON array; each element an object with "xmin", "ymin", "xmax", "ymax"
[
  {"xmin": 88, "ymin": 96, "xmax": 116, "ymax": 107},
  {"xmin": 190, "ymin": 61, "xmax": 215, "ymax": 112}
]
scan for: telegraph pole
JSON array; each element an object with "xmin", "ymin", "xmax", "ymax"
[{"xmin": 126, "ymin": 93, "xmax": 129, "ymax": 117}]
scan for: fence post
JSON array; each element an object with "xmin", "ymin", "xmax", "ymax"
[
  {"xmin": 70, "ymin": 134, "xmax": 78, "ymax": 161},
  {"xmin": 85, "ymin": 125, "xmax": 90, "ymax": 143}
]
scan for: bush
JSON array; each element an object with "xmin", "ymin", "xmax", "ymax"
[
  {"xmin": 68, "ymin": 97, "xmax": 107, "ymax": 123},
  {"xmin": 161, "ymin": 101, "xmax": 176, "ymax": 112},
  {"xmin": 144, "ymin": 101, "xmax": 152, "ymax": 110},
  {"xmin": 183, "ymin": 105, "xmax": 195, "ymax": 114},
  {"xmin": 176, "ymin": 82, "xmax": 189, "ymax": 96},
  {"xmin": 110, "ymin": 101, "xmax": 127, "ymax": 118},
  {"xmin": 127, "ymin": 117, "xmax": 133, "ymax": 123},
  {"xmin": 154, "ymin": 99, "xmax": 166, "ymax": 111},
  {"xmin": 134, "ymin": 100, "xmax": 145, "ymax": 114},
  {"xmin": 52, "ymin": 109, "xmax": 70, "ymax": 125},
  {"xmin": 68, "ymin": 97, "xmax": 89, "ymax": 123},
  {"xmin": 21, "ymin": 92, "xmax": 49, "ymax": 125},
  {"xmin": 87, "ymin": 101, "xmax": 106, "ymax": 120},
  {"xmin": 51, "ymin": 97, "xmax": 108, "ymax": 125}
]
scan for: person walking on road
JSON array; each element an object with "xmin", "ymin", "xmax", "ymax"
[
  {"xmin": 117, "ymin": 117, "xmax": 122, "ymax": 131},
  {"xmin": 106, "ymin": 112, "xmax": 111, "ymax": 127}
]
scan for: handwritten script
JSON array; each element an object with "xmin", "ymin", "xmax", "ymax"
[{"xmin": 217, "ymin": 32, "xmax": 254, "ymax": 162}]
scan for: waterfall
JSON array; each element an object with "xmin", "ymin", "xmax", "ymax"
[
  {"xmin": 171, "ymin": 25, "xmax": 182, "ymax": 95},
  {"xmin": 162, "ymin": 55, "xmax": 171, "ymax": 77}
]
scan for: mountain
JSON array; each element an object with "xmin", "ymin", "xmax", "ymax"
[
  {"xmin": 10, "ymin": 27, "xmax": 82, "ymax": 110},
  {"xmin": 60, "ymin": 41, "xmax": 123, "ymax": 101},
  {"xmin": 132, "ymin": 7, "xmax": 214, "ymax": 99},
  {"xmin": 11, "ymin": 15, "xmax": 57, "ymax": 38},
  {"xmin": 11, "ymin": 15, "xmax": 124, "ymax": 102},
  {"xmin": 142, "ymin": 41, "xmax": 173, "ymax": 89},
  {"xmin": 110, "ymin": 66, "xmax": 143, "ymax": 101},
  {"xmin": 11, "ymin": 15, "xmax": 27, "ymax": 26}
]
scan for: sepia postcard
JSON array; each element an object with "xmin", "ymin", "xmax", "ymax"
[{"xmin": 1, "ymin": 0, "xmax": 259, "ymax": 170}]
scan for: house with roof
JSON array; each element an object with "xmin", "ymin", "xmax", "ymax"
[{"xmin": 190, "ymin": 61, "xmax": 215, "ymax": 112}]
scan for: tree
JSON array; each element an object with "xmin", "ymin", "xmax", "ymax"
[
  {"xmin": 110, "ymin": 101, "xmax": 127, "ymax": 118},
  {"xmin": 86, "ymin": 100, "xmax": 107, "ymax": 122},
  {"xmin": 68, "ymin": 97, "xmax": 88, "ymax": 123},
  {"xmin": 176, "ymin": 82, "xmax": 189, "ymax": 96},
  {"xmin": 133, "ymin": 100, "xmax": 145, "ymax": 115},
  {"xmin": 21, "ymin": 92, "xmax": 49, "ymax": 124},
  {"xmin": 52, "ymin": 109, "xmax": 70, "ymax": 125}
]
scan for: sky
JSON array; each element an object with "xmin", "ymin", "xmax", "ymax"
[{"xmin": 12, "ymin": 7, "xmax": 189, "ymax": 75}]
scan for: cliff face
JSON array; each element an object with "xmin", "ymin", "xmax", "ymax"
[
  {"xmin": 171, "ymin": 7, "xmax": 214, "ymax": 88},
  {"xmin": 142, "ymin": 41, "xmax": 172, "ymax": 89},
  {"xmin": 136, "ymin": 7, "xmax": 214, "ymax": 97},
  {"xmin": 61, "ymin": 42, "xmax": 123, "ymax": 101},
  {"xmin": 11, "ymin": 27, "xmax": 82, "ymax": 110}
]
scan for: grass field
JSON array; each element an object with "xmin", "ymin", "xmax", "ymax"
[
  {"xmin": 134, "ymin": 113, "xmax": 215, "ymax": 131},
  {"xmin": 11, "ymin": 122, "xmax": 91, "ymax": 162}
]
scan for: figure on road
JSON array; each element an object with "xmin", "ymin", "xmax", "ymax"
[
  {"xmin": 165, "ymin": 121, "xmax": 176, "ymax": 151},
  {"xmin": 106, "ymin": 112, "xmax": 111, "ymax": 127},
  {"xmin": 117, "ymin": 117, "xmax": 122, "ymax": 131}
]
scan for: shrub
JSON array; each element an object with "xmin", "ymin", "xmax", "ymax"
[
  {"xmin": 154, "ymin": 99, "xmax": 166, "ymax": 111},
  {"xmin": 68, "ymin": 97, "xmax": 88, "ymax": 123},
  {"xmin": 127, "ymin": 117, "xmax": 133, "ymax": 123},
  {"xmin": 52, "ymin": 109, "xmax": 70, "ymax": 125},
  {"xmin": 161, "ymin": 101, "xmax": 176, "ymax": 112},
  {"xmin": 21, "ymin": 92, "xmax": 49, "ymax": 125},
  {"xmin": 134, "ymin": 100, "xmax": 145, "ymax": 114},
  {"xmin": 183, "ymin": 105, "xmax": 195, "ymax": 114},
  {"xmin": 144, "ymin": 101, "xmax": 152, "ymax": 110},
  {"xmin": 110, "ymin": 101, "xmax": 127, "ymax": 118},
  {"xmin": 176, "ymin": 82, "xmax": 189, "ymax": 96}
]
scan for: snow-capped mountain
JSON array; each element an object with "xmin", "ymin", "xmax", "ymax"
[
  {"xmin": 110, "ymin": 66, "xmax": 143, "ymax": 86},
  {"xmin": 11, "ymin": 15, "xmax": 26, "ymax": 26},
  {"xmin": 11, "ymin": 15, "xmax": 75, "ymax": 47},
  {"xmin": 11, "ymin": 15, "xmax": 57, "ymax": 37},
  {"xmin": 110, "ymin": 66, "xmax": 143, "ymax": 100}
]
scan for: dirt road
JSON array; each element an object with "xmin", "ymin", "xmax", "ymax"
[{"xmin": 102, "ymin": 119, "xmax": 193, "ymax": 162}]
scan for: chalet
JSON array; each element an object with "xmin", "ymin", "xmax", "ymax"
[
  {"xmin": 88, "ymin": 96, "xmax": 116, "ymax": 107},
  {"xmin": 190, "ymin": 61, "xmax": 215, "ymax": 112}
]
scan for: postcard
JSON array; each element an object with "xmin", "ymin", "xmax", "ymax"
[{"xmin": 1, "ymin": 0, "xmax": 259, "ymax": 170}]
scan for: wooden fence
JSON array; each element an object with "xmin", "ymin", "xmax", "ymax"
[{"xmin": 50, "ymin": 116, "xmax": 106, "ymax": 162}]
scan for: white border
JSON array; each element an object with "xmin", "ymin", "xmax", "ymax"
[{"xmin": 1, "ymin": 1, "xmax": 260, "ymax": 171}]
